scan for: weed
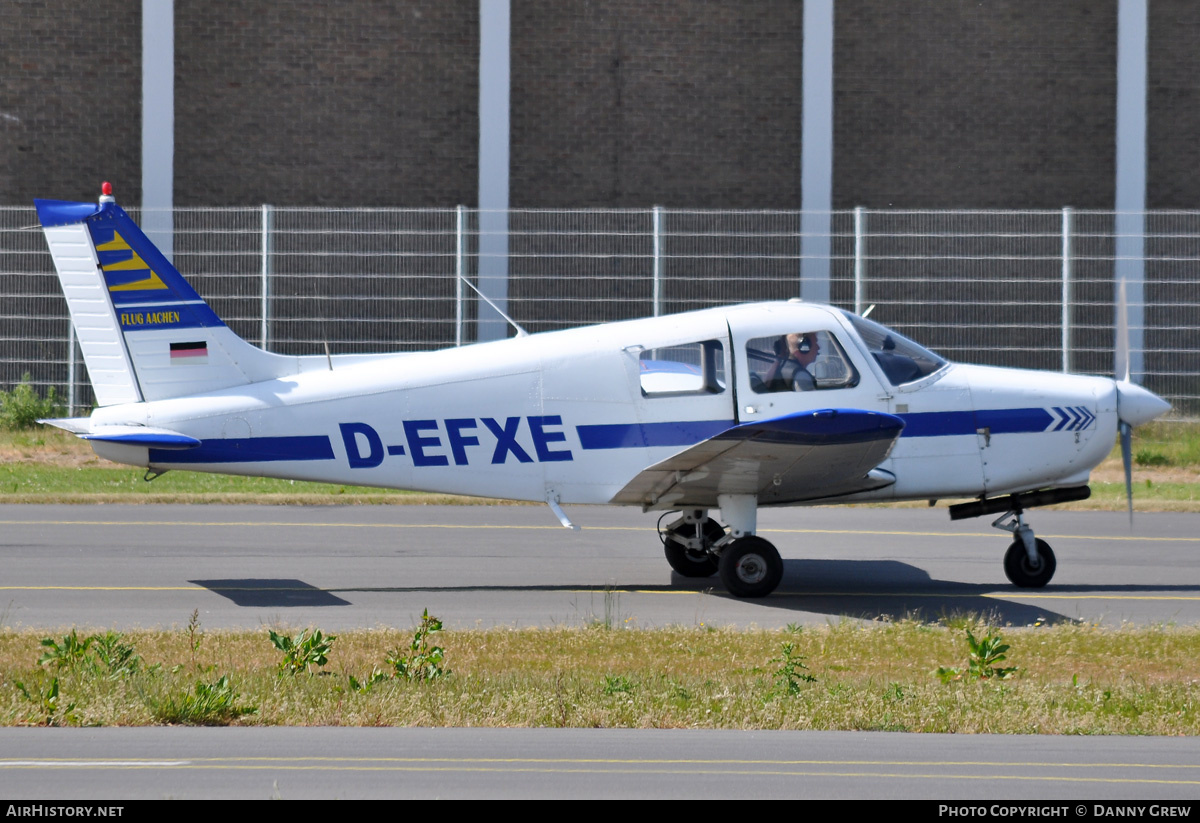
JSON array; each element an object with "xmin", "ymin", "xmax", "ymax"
[
  {"xmin": 37, "ymin": 630, "xmax": 93, "ymax": 670},
  {"xmin": 347, "ymin": 670, "xmax": 389, "ymax": 694},
  {"xmin": 148, "ymin": 675, "xmax": 257, "ymax": 725},
  {"xmin": 770, "ymin": 642, "xmax": 816, "ymax": 696},
  {"xmin": 14, "ymin": 676, "xmax": 77, "ymax": 726},
  {"xmin": 1136, "ymin": 450, "xmax": 1171, "ymax": 467},
  {"xmin": 268, "ymin": 627, "xmax": 336, "ymax": 676},
  {"xmin": 0, "ymin": 374, "xmax": 61, "ymax": 430},
  {"xmin": 91, "ymin": 630, "xmax": 149, "ymax": 679},
  {"xmin": 603, "ymin": 674, "xmax": 635, "ymax": 695},
  {"xmin": 186, "ymin": 609, "xmax": 203, "ymax": 667},
  {"xmin": 386, "ymin": 609, "xmax": 449, "ymax": 682},
  {"xmin": 937, "ymin": 628, "xmax": 1019, "ymax": 683},
  {"xmin": 37, "ymin": 629, "xmax": 147, "ymax": 680},
  {"xmin": 582, "ymin": 588, "xmax": 624, "ymax": 630}
]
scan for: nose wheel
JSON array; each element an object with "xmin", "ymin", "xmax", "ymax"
[
  {"xmin": 1003, "ymin": 537, "xmax": 1056, "ymax": 588},
  {"xmin": 993, "ymin": 510, "xmax": 1057, "ymax": 588}
]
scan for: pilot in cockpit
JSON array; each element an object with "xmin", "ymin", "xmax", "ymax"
[{"xmin": 764, "ymin": 332, "xmax": 820, "ymax": 391}]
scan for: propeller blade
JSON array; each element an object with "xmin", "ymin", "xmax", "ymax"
[
  {"xmin": 1115, "ymin": 279, "xmax": 1131, "ymax": 384},
  {"xmin": 1120, "ymin": 420, "xmax": 1133, "ymax": 526}
]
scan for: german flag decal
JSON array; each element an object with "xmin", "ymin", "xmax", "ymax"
[{"xmin": 169, "ymin": 341, "xmax": 208, "ymax": 365}]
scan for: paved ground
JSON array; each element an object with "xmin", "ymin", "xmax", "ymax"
[
  {"xmin": 2, "ymin": 504, "xmax": 1198, "ymax": 629},
  {"xmin": 2, "ymin": 727, "xmax": 1200, "ymax": 800}
]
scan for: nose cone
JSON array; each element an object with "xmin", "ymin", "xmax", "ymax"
[{"xmin": 1116, "ymin": 380, "xmax": 1171, "ymax": 426}]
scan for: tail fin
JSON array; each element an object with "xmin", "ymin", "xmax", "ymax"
[{"xmin": 35, "ymin": 185, "xmax": 289, "ymax": 405}]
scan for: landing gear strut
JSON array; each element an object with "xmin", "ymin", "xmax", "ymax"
[
  {"xmin": 659, "ymin": 496, "xmax": 784, "ymax": 598},
  {"xmin": 660, "ymin": 509, "xmax": 724, "ymax": 577}
]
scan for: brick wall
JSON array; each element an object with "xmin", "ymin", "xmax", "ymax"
[
  {"xmin": 0, "ymin": 0, "xmax": 142, "ymax": 204},
  {"xmin": 834, "ymin": 0, "xmax": 1117, "ymax": 208},
  {"xmin": 510, "ymin": 0, "xmax": 803, "ymax": 208},
  {"xmin": 5, "ymin": 2, "xmax": 1200, "ymax": 209},
  {"xmin": 174, "ymin": 0, "xmax": 478, "ymax": 206},
  {"xmin": 1148, "ymin": 0, "xmax": 1200, "ymax": 209}
]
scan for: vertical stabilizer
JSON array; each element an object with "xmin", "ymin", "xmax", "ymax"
[{"xmin": 36, "ymin": 184, "xmax": 292, "ymax": 404}]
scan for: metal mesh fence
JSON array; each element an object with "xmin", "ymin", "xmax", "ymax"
[{"xmin": 1, "ymin": 206, "xmax": 1197, "ymax": 418}]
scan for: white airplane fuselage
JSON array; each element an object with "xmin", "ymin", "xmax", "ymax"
[{"xmin": 86, "ymin": 301, "xmax": 1121, "ymax": 508}]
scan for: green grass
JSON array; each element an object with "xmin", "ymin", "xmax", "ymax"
[
  {"xmin": 0, "ymin": 462, "xmax": 411, "ymax": 503},
  {"xmin": 3, "ymin": 619, "xmax": 1199, "ymax": 732},
  {"xmin": 1128, "ymin": 421, "xmax": 1200, "ymax": 468},
  {"xmin": 0, "ymin": 427, "xmax": 509, "ymax": 504}
]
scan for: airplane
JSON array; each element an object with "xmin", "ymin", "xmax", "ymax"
[{"xmin": 30, "ymin": 183, "xmax": 1172, "ymax": 598}]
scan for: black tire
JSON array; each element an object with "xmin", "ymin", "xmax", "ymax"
[
  {"xmin": 663, "ymin": 518, "xmax": 724, "ymax": 577},
  {"xmin": 718, "ymin": 536, "xmax": 783, "ymax": 598},
  {"xmin": 1003, "ymin": 538, "xmax": 1056, "ymax": 588}
]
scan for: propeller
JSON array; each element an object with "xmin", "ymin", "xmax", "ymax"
[
  {"xmin": 1113, "ymin": 279, "xmax": 1172, "ymax": 524},
  {"xmin": 1116, "ymin": 279, "xmax": 1133, "ymax": 524}
]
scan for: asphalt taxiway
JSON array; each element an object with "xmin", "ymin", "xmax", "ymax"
[{"xmin": 2, "ymin": 503, "xmax": 1198, "ymax": 630}]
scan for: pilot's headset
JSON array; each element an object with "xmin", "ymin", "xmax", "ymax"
[{"xmin": 796, "ymin": 334, "xmax": 814, "ymax": 354}]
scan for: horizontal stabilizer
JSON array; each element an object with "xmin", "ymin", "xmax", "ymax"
[
  {"xmin": 39, "ymin": 418, "xmax": 200, "ymax": 450},
  {"xmin": 612, "ymin": 408, "xmax": 905, "ymax": 509}
]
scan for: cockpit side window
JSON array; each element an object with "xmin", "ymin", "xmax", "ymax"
[
  {"xmin": 746, "ymin": 331, "xmax": 859, "ymax": 394},
  {"xmin": 840, "ymin": 311, "xmax": 948, "ymax": 386},
  {"xmin": 639, "ymin": 339, "xmax": 726, "ymax": 397}
]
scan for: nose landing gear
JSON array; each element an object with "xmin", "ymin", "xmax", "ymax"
[
  {"xmin": 995, "ymin": 510, "xmax": 1057, "ymax": 588},
  {"xmin": 949, "ymin": 486, "xmax": 1087, "ymax": 589}
]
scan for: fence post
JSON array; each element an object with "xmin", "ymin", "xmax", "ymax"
[
  {"xmin": 455, "ymin": 205, "xmax": 466, "ymax": 346},
  {"xmin": 853, "ymin": 206, "xmax": 865, "ymax": 314},
  {"xmin": 260, "ymin": 204, "xmax": 271, "ymax": 351},
  {"xmin": 66, "ymin": 322, "xmax": 76, "ymax": 416},
  {"xmin": 652, "ymin": 206, "xmax": 663, "ymax": 317},
  {"xmin": 1061, "ymin": 207, "xmax": 1073, "ymax": 373}
]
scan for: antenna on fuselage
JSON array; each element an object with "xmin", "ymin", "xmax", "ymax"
[
  {"xmin": 861, "ymin": 304, "xmax": 876, "ymax": 319},
  {"xmin": 458, "ymin": 271, "xmax": 528, "ymax": 338}
]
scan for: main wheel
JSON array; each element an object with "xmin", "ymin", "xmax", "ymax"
[
  {"xmin": 1003, "ymin": 538, "xmax": 1056, "ymax": 588},
  {"xmin": 718, "ymin": 536, "xmax": 783, "ymax": 598},
  {"xmin": 663, "ymin": 518, "xmax": 725, "ymax": 577}
]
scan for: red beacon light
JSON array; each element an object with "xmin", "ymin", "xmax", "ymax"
[{"xmin": 101, "ymin": 181, "xmax": 113, "ymax": 196}]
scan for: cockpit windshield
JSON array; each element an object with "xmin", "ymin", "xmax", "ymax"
[{"xmin": 840, "ymin": 311, "xmax": 948, "ymax": 386}]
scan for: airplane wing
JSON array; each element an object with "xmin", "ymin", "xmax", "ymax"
[{"xmin": 611, "ymin": 409, "xmax": 905, "ymax": 510}]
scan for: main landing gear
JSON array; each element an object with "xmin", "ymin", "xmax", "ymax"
[
  {"xmin": 949, "ymin": 486, "xmax": 1089, "ymax": 589},
  {"xmin": 658, "ymin": 494, "xmax": 783, "ymax": 598}
]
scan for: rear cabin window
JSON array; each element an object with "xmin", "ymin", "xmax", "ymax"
[
  {"xmin": 746, "ymin": 331, "xmax": 859, "ymax": 393},
  {"xmin": 639, "ymin": 340, "xmax": 726, "ymax": 397}
]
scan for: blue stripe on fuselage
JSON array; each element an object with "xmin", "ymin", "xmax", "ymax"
[
  {"xmin": 144, "ymin": 407, "xmax": 1061, "ymax": 466},
  {"xmin": 149, "ymin": 435, "xmax": 335, "ymax": 464},
  {"xmin": 577, "ymin": 420, "xmax": 733, "ymax": 450},
  {"xmin": 897, "ymin": 408, "xmax": 1054, "ymax": 437}
]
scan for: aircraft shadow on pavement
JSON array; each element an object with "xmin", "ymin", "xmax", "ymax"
[
  {"xmin": 743, "ymin": 558, "xmax": 1200, "ymax": 625},
  {"xmin": 677, "ymin": 559, "xmax": 1083, "ymax": 626},
  {"xmin": 190, "ymin": 579, "xmax": 352, "ymax": 608}
]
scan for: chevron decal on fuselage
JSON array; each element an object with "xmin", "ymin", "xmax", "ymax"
[{"xmin": 1047, "ymin": 406, "xmax": 1096, "ymax": 431}]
